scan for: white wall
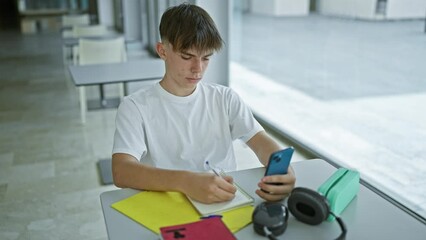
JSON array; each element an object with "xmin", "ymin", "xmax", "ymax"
[
  {"xmin": 317, "ymin": 0, "xmax": 377, "ymax": 19},
  {"xmin": 251, "ymin": 0, "xmax": 310, "ymax": 16},
  {"xmin": 196, "ymin": 0, "xmax": 231, "ymax": 86},
  {"xmin": 387, "ymin": 0, "xmax": 426, "ymax": 19},
  {"xmin": 318, "ymin": 0, "xmax": 426, "ymax": 20}
]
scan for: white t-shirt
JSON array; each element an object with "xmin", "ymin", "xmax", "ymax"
[{"xmin": 112, "ymin": 81, "xmax": 263, "ymax": 172}]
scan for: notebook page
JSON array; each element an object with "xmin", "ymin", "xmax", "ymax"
[{"xmin": 188, "ymin": 183, "xmax": 254, "ymax": 216}]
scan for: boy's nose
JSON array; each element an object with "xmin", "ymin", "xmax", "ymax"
[{"xmin": 191, "ymin": 59, "xmax": 202, "ymax": 73}]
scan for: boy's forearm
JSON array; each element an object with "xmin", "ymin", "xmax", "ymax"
[
  {"xmin": 247, "ymin": 131, "xmax": 282, "ymax": 166},
  {"xmin": 112, "ymin": 154, "xmax": 191, "ymax": 192}
]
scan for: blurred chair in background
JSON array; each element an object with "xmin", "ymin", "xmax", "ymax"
[
  {"xmin": 61, "ymin": 14, "xmax": 90, "ymax": 63},
  {"xmin": 72, "ymin": 24, "xmax": 108, "ymax": 38},
  {"xmin": 72, "ymin": 25, "xmax": 110, "ymax": 65},
  {"xmin": 62, "ymin": 14, "xmax": 90, "ymax": 37},
  {"xmin": 77, "ymin": 37, "xmax": 127, "ymax": 123}
]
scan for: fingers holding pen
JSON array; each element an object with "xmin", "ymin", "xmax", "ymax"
[
  {"xmin": 184, "ymin": 172, "xmax": 236, "ymax": 204},
  {"xmin": 219, "ymin": 175, "xmax": 236, "ymax": 192},
  {"xmin": 211, "ymin": 175, "xmax": 237, "ymax": 202}
]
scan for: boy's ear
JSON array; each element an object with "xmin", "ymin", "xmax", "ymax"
[{"xmin": 156, "ymin": 42, "xmax": 166, "ymax": 59}]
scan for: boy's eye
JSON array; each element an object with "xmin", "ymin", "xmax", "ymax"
[{"xmin": 181, "ymin": 55, "xmax": 191, "ymax": 60}]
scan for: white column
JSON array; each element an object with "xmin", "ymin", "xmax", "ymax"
[
  {"xmin": 195, "ymin": 0, "xmax": 231, "ymax": 86},
  {"xmin": 97, "ymin": 0, "xmax": 115, "ymax": 27},
  {"xmin": 122, "ymin": 0, "xmax": 142, "ymax": 41}
]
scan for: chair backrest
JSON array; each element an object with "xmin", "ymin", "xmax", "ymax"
[
  {"xmin": 73, "ymin": 25, "xmax": 109, "ymax": 38},
  {"xmin": 78, "ymin": 37, "xmax": 127, "ymax": 65},
  {"xmin": 62, "ymin": 30, "xmax": 73, "ymax": 38},
  {"xmin": 62, "ymin": 14, "xmax": 90, "ymax": 27}
]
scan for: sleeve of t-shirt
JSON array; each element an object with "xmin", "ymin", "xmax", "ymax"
[
  {"xmin": 112, "ymin": 97, "xmax": 147, "ymax": 160},
  {"xmin": 226, "ymin": 88, "xmax": 264, "ymax": 143}
]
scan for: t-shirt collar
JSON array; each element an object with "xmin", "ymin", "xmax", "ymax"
[{"xmin": 155, "ymin": 82, "xmax": 200, "ymax": 103}]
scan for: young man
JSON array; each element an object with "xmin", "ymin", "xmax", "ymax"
[{"xmin": 112, "ymin": 3, "xmax": 295, "ymax": 204}]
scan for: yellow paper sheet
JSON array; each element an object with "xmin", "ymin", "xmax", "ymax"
[
  {"xmin": 221, "ymin": 205, "xmax": 254, "ymax": 233},
  {"xmin": 111, "ymin": 191, "xmax": 254, "ymax": 234}
]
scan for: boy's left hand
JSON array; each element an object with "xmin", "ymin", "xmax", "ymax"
[{"xmin": 255, "ymin": 166, "xmax": 296, "ymax": 201}]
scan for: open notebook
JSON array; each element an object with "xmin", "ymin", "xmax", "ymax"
[{"xmin": 187, "ymin": 183, "xmax": 254, "ymax": 216}]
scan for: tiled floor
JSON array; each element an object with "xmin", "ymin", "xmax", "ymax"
[
  {"xmin": 0, "ymin": 31, "xmax": 119, "ymax": 240},
  {"xmin": 0, "ymin": 29, "xmax": 305, "ymax": 239}
]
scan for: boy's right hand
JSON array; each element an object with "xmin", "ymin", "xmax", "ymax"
[{"xmin": 181, "ymin": 172, "xmax": 237, "ymax": 204}]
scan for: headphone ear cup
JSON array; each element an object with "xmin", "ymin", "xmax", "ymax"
[{"xmin": 288, "ymin": 187, "xmax": 330, "ymax": 225}]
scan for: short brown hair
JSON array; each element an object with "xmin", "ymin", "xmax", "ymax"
[{"xmin": 159, "ymin": 3, "xmax": 223, "ymax": 53}]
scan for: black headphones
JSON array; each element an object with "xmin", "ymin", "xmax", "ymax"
[
  {"xmin": 288, "ymin": 187, "xmax": 347, "ymax": 240},
  {"xmin": 253, "ymin": 201, "xmax": 289, "ymax": 238},
  {"xmin": 253, "ymin": 187, "xmax": 347, "ymax": 240}
]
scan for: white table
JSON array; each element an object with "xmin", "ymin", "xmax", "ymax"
[{"xmin": 100, "ymin": 159, "xmax": 426, "ymax": 239}]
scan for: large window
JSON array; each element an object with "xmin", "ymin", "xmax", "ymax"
[
  {"xmin": 18, "ymin": 0, "xmax": 89, "ymax": 11},
  {"xmin": 231, "ymin": 0, "xmax": 426, "ymax": 220}
]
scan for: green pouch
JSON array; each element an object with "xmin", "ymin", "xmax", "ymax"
[{"xmin": 317, "ymin": 168, "xmax": 360, "ymax": 221}]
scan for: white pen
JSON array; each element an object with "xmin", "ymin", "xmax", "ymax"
[
  {"xmin": 205, "ymin": 161, "xmax": 222, "ymax": 178},
  {"xmin": 206, "ymin": 161, "xmax": 240, "ymax": 191}
]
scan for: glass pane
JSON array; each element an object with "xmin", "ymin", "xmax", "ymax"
[{"xmin": 231, "ymin": 0, "xmax": 426, "ymax": 220}]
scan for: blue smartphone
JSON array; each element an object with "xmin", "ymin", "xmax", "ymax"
[{"xmin": 264, "ymin": 146, "xmax": 294, "ymax": 178}]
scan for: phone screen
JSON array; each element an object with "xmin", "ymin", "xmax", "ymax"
[{"xmin": 264, "ymin": 147, "xmax": 294, "ymax": 176}]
